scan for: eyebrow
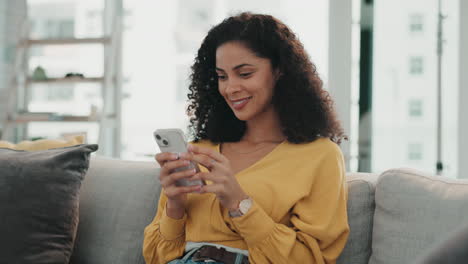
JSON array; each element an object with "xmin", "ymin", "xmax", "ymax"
[{"xmin": 216, "ymin": 63, "xmax": 254, "ymax": 71}]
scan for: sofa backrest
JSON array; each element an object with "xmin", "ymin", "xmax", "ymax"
[
  {"xmin": 70, "ymin": 157, "xmax": 161, "ymax": 264},
  {"xmin": 74, "ymin": 158, "xmax": 468, "ymax": 264},
  {"xmin": 72, "ymin": 158, "xmax": 380, "ymax": 264}
]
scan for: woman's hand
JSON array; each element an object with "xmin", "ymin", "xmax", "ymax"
[
  {"xmin": 181, "ymin": 144, "xmax": 248, "ymax": 211},
  {"xmin": 155, "ymin": 152, "xmax": 202, "ymax": 218}
]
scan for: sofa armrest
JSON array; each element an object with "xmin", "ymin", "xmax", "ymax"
[{"xmin": 337, "ymin": 172, "xmax": 379, "ymax": 264}]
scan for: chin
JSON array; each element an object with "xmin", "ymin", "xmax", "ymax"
[
  {"xmin": 233, "ymin": 113, "xmax": 249, "ymax": 121},
  {"xmin": 231, "ymin": 110, "xmax": 251, "ymax": 121}
]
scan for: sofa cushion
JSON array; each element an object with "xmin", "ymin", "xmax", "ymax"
[
  {"xmin": 70, "ymin": 157, "xmax": 161, "ymax": 264},
  {"xmin": 0, "ymin": 144, "xmax": 97, "ymax": 264},
  {"xmin": 415, "ymin": 223, "xmax": 468, "ymax": 264},
  {"xmin": 369, "ymin": 168, "xmax": 468, "ymax": 264},
  {"xmin": 338, "ymin": 173, "xmax": 379, "ymax": 264}
]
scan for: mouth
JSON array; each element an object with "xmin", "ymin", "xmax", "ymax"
[{"xmin": 230, "ymin": 96, "xmax": 252, "ymax": 110}]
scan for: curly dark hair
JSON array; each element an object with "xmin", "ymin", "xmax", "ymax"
[{"xmin": 187, "ymin": 12, "xmax": 346, "ymax": 144}]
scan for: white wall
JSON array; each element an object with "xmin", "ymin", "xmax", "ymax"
[
  {"xmin": 0, "ymin": 0, "xmax": 27, "ymax": 134},
  {"xmin": 459, "ymin": 0, "xmax": 468, "ymax": 178}
]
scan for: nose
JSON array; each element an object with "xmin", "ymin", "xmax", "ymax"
[{"xmin": 225, "ymin": 78, "xmax": 242, "ymax": 95}]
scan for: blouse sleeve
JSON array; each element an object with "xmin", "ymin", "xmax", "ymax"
[
  {"xmin": 230, "ymin": 148, "xmax": 349, "ymax": 264},
  {"xmin": 143, "ymin": 191, "xmax": 187, "ymax": 264}
]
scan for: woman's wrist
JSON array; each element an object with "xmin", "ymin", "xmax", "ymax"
[
  {"xmin": 226, "ymin": 193, "xmax": 250, "ymax": 211},
  {"xmin": 166, "ymin": 200, "xmax": 185, "ymax": 219}
]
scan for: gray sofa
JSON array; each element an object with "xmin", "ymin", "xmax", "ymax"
[{"xmin": 69, "ymin": 157, "xmax": 468, "ymax": 264}]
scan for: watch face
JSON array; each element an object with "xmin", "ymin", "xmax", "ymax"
[{"xmin": 239, "ymin": 198, "xmax": 252, "ymax": 214}]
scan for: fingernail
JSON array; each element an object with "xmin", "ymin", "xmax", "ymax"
[
  {"xmin": 172, "ymin": 153, "xmax": 179, "ymax": 160},
  {"xmin": 187, "ymin": 145, "xmax": 193, "ymax": 151},
  {"xmin": 180, "ymin": 152, "xmax": 188, "ymax": 159}
]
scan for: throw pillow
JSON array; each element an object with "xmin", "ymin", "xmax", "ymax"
[
  {"xmin": 0, "ymin": 135, "xmax": 84, "ymax": 151},
  {"xmin": 415, "ymin": 223, "xmax": 468, "ymax": 264},
  {"xmin": 369, "ymin": 168, "xmax": 468, "ymax": 264},
  {"xmin": 0, "ymin": 144, "xmax": 98, "ymax": 264}
]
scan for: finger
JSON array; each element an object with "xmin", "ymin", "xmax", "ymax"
[
  {"xmin": 165, "ymin": 185, "xmax": 202, "ymax": 197},
  {"xmin": 161, "ymin": 169, "xmax": 199, "ymax": 188},
  {"xmin": 200, "ymin": 183, "xmax": 222, "ymax": 194},
  {"xmin": 191, "ymin": 172, "xmax": 217, "ymax": 183},
  {"xmin": 188, "ymin": 144, "xmax": 228, "ymax": 164},
  {"xmin": 180, "ymin": 153, "xmax": 231, "ymax": 176},
  {"xmin": 189, "ymin": 154, "xmax": 219, "ymax": 170},
  {"xmin": 159, "ymin": 175, "xmax": 173, "ymax": 188},
  {"xmin": 155, "ymin": 152, "xmax": 179, "ymax": 166},
  {"xmin": 179, "ymin": 152, "xmax": 216, "ymax": 170},
  {"xmin": 161, "ymin": 159, "xmax": 191, "ymax": 176},
  {"xmin": 186, "ymin": 174, "xmax": 203, "ymax": 182},
  {"xmin": 171, "ymin": 168, "xmax": 198, "ymax": 182},
  {"xmin": 160, "ymin": 171, "xmax": 180, "ymax": 187}
]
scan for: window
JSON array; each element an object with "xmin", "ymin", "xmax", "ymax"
[
  {"xmin": 408, "ymin": 99, "xmax": 423, "ymax": 117},
  {"xmin": 360, "ymin": 0, "xmax": 460, "ymax": 177},
  {"xmin": 45, "ymin": 19, "xmax": 75, "ymax": 38},
  {"xmin": 123, "ymin": 9, "xmax": 133, "ymax": 30},
  {"xmin": 409, "ymin": 13, "xmax": 423, "ymax": 33},
  {"xmin": 85, "ymin": 10, "xmax": 102, "ymax": 36},
  {"xmin": 174, "ymin": 0, "xmax": 213, "ymax": 53},
  {"xmin": 30, "ymin": 46, "xmax": 43, "ymax": 57},
  {"xmin": 59, "ymin": 20, "xmax": 74, "ymax": 38},
  {"xmin": 47, "ymin": 85, "xmax": 74, "ymax": 101},
  {"xmin": 408, "ymin": 143, "xmax": 423, "ymax": 161},
  {"xmin": 409, "ymin": 56, "xmax": 424, "ymax": 75}
]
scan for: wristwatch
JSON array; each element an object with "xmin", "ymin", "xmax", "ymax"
[{"xmin": 228, "ymin": 197, "xmax": 252, "ymax": 218}]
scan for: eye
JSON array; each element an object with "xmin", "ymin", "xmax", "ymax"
[
  {"xmin": 217, "ymin": 75, "xmax": 227, "ymax": 81},
  {"xmin": 240, "ymin": 72, "xmax": 252, "ymax": 78}
]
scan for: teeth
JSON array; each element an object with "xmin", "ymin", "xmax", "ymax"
[
  {"xmin": 233, "ymin": 99, "xmax": 247, "ymax": 105},
  {"xmin": 232, "ymin": 97, "xmax": 251, "ymax": 106}
]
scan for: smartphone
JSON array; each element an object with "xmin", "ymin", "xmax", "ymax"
[{"xmin": 153, "ymin": 128, "xmax": 205, "ymax": 187}]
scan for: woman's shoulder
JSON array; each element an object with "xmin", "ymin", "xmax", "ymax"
[{"xmin": 284, "ymin": 137, "xmax": 343, "ymax": 158}]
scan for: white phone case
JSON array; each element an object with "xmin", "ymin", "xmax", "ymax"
[{"xmin": 154, "ymin": 128, "xmax": 204, "ymax": 187}]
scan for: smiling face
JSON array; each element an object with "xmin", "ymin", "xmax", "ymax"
[{"xmin": 215, "ymin": 41, "xmax": 280, "ymax": 122}]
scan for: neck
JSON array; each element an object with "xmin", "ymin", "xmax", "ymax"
[{"xmin": 243, "ymin": 108, "xmax": 285, "ymax": 143}]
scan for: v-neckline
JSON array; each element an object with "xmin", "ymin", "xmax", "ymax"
[{"xmin": 216, "ymin": 140, "xmax": 287, "ymax": 176}]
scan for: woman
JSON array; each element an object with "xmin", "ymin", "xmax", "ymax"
[{"xmin": 144, "ymin": 12, "xmax": 349, "ymax": 264}]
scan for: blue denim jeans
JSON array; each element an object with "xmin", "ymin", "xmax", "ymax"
[{"xmin": 167, "ymin": 246, "xmax": 246, "ymax": 264}]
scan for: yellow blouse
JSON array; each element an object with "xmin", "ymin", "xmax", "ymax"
[{"xmin": 143, "ymin": 137, "xmax": 349, "ymax": 264}]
